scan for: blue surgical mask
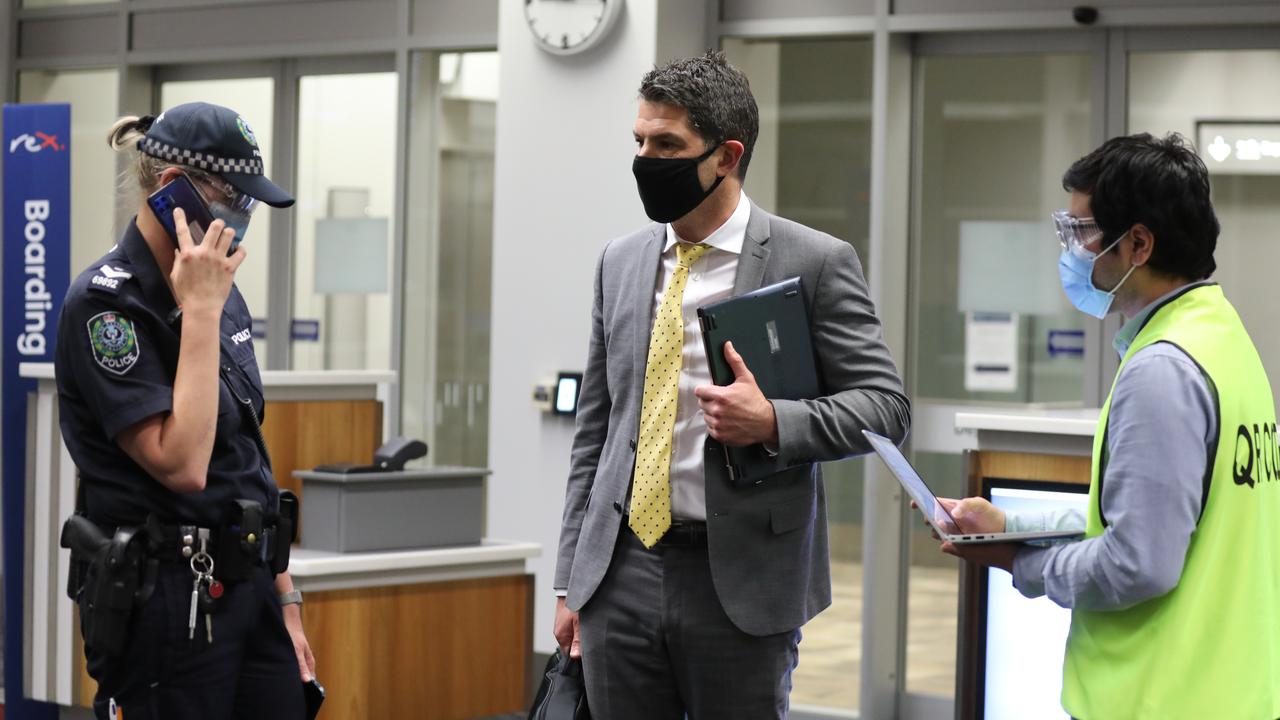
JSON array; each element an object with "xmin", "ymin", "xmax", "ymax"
[{"xmin": 1057, "ymin": 232, "xmax": 1137, "ymax": 319}]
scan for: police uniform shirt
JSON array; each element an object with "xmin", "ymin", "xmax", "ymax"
[{"xmin": 55, "ymin": 219, "xmax": 276, "ymax": 529}]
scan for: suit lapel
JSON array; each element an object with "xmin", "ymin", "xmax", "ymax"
[
  {"xmin": 732, "ymin": 203, "xmax": 772, "ymax": 296},
  {"xmin": 633, "ymin": 225, "xmax": 665, "ymax": 375}
]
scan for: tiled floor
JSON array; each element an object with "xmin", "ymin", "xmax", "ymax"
[{"xmin": 790, "ymin": 560, "xmax": 960, "ymax": 710}]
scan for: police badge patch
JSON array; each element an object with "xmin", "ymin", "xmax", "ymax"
[{"xmin": 87, "ymin": 311, "xmax": 140, "ymax": 375}]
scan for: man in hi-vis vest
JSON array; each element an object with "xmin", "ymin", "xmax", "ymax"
[{"xmin": 938, "ymin": 133, "xmax": 1280, "ymax": 720}]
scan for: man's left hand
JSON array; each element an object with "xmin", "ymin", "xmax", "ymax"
[
  {"xmin": 694, "ymin": 341, "xmax": 779, "ymax": 447},
  {"xmin": 940, "ymin": 540, "xmax": 1020, "ymax": 573},
  {"xmin": 282, "ymin": 603, "xmax": 317, "ymax": 681}
]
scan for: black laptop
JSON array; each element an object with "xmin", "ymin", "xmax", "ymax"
[{"xmin": 698, "ymin": 277, "xmax": 820, "ymax": 485}]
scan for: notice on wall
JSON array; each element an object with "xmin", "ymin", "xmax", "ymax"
[{"xmin": 965, "ymin": 311, "xmax": 1018, "ymax": 393}]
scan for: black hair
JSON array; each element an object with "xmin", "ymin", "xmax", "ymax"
[
  {"xmin": 639, "ymin": 50, "xmax": 759, "ymax": 181},
  {"xmin": 1062, "ymin": 132, "xmax": 1219, "ymax": 280}
]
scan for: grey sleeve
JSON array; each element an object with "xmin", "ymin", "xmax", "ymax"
[
  {"xmin": 1011, "ymin": 345, "xmax": 1214, "ymax": 609},
  {"xmin": 771, "ymin": 241, "xmax": 911, "ymax": 463},
  {"xmin": 1005, "ymin": 509, "xmax": 1086, "ymax": 534},
  {"xmin": 553, "ymin": 244, "xmax": 613, "ymax": 589}
]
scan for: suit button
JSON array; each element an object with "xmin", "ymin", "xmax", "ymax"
[
  {"xmin": 629, "ymin": 439, "xmax": 637, "ymax": 451},
  {"xmin": 613, "ymin": 501, "xmax": 622, "ymax": 513}
]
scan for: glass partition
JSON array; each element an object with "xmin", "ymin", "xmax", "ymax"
[
  {"xmin": 908, "ymin": 51, "xmax": 1094, "ymax": 699},
  {"xmin": 1128, "ymin": 49, "xmax": 1280, "ymax": 419},
  {"xmin": 291, "ymin": 72, "xmax": 398, "ymax": 371},
  {"xmin": 22, "ymin": 0, "xmax": 112, "ymax": 6},
  {"xmin": 724, "ymin": 36, "xmax": 872, "ymax": 713},
  {"xmin": 913, "ymin": 54, "xmax": 1092, "ymax": 407},
  {"xmin": 402, "ymin": 51, "xmax": 500, "ymax": 468},
  {"xmin": 160, "ymin": 78, "xmax": 275, "ymax": 363}
]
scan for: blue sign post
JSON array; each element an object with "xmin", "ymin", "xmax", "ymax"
[{"xmin": 3, "ymin": 103, "xmax": 70, "ymax": 720}]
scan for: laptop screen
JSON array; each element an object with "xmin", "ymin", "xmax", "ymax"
[{"xmin": 863, "ymin": 431, "xmax": 962, "ymax": 536}]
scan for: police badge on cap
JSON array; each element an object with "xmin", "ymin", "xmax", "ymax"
[{"xmin": 138, "ymin": 102, "xmax": 294, "ymax": 208}]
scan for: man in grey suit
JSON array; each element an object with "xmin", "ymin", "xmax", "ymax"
[{"xmin": 553, "ymin": 51, "xmax": 910, "ymax": 718}]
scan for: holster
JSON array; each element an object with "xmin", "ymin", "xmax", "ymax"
[
  {"xmin": 60, "ymin": 514, "xmax": 157, "ymax": 657},
  {"xmin": 216, "ymin": 499, "xmax": 265, "ymax": 582},
  {"xmin": 269, "ymin": 490, "xmax": 299, "ymax": 575}
]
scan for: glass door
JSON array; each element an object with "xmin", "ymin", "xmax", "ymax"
[
  {"xmin": 291, "ymin": 69, "xmax": 398, "ymax": 372},
  {"xmin": 1125, "ymin": 41, "xmax": 1280, "ymax": 420},
  {"xmin": 722, "ymin": 36, "xmax": 874, "ymax": 715},
  {"xmin": 158, "ymin": 73, "xmax": 276, "ymax": 363},
  {"xmin": 401, "ymin": 50, "xmax": 501, "ymax": 469},
  {"xmin": 906, "ymin": 35, "xmax": 1101, "ymax": 714}
]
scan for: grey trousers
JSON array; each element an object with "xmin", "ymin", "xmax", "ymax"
[{"xmin": 578, "ymin": 526, "xmax": 801, "ymax": 720}]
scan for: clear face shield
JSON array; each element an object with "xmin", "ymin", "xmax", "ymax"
[
  {"xmin": 184, "ymin": 169, "xmax": 260, "ymax": 247},
  {"xmin": 1052, "ymin": 209, "xmax": 1138, "ymax": 319},
  {"xmin": 1051, "ymin": 209, "xmax": 1106, "ymax": 261}
]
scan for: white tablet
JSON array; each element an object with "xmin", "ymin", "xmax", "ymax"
[{"xmin": 863, "ymin": 430, "xmax": 1083, "ymax": 545}]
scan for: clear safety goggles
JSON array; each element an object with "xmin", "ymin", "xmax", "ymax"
[
  {"xmin": 1051, "ymin": 209, "xmax": 1104, "ymax": 261},
  {"xmin": 183, "ymin": 169, "xmax": 261, "ymax": 217}
]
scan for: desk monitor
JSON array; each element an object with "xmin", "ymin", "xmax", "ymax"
[{"xmin": 977, "ymin": 480, "xmax": 1088, "ymax": 720}]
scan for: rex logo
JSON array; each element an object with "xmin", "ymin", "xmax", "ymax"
[{"xmin": 9, "ymin": 131, "xmax": 66, "ymax": 153}]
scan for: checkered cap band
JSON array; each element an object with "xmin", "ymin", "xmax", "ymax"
[{"xmin": 139, "ymin": 137, "xmax": 264, "ymax": 176}]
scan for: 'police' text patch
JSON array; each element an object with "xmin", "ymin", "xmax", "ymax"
[{"xmin": 87, "ymin": 311, "xmax": 140, "ymax": 376}]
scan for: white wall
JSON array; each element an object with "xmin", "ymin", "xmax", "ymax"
[
  {"xmin": 18, "ymin": 69, "xmax": 120, "ymax": 283},
  {"xmin": 488, "ymin": 0, "xmax": 709, "ymax": 654}
]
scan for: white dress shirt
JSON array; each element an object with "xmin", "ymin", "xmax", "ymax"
[{"xmin": 657, "ymin": 190, "xmax": 750, "ymax": 521}]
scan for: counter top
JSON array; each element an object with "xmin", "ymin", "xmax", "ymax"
[
  {"xmin": 954, "ymin": 407, "xmax": 1101, "ymax": 457},
  {"xmin": 295, "ymin": 466, "xmax": 491, "ymax": 482},
  {"xmin": 260, "ymin": 370, "xmax": 396, "ymax": 386},
  {"xmin": 19, "ymin": 362, "xmax": 394, "ymax": 387},
  {"xmin": 955, "ymin": 407, "xmax": 1099, "ymax": 437},
  {"xmin": 19, "ymin": 362, "xmax": 54, "ymax": 379},
  {"xmin": 287, "ymin": 540, "xmax": 541, "ymax": 592}
]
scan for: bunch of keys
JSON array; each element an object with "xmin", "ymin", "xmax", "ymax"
[{"xmin": 187, "ymin": 528, "xmax": 225, "ymax": 644}]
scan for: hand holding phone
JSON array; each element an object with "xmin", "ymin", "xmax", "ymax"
[
  {"xmin": 167, "ymin": 206, "xmax": 244, "ymax": 317},
  {"xmin": 147, "ymin": 174, "xmax": 219, "ymax": 248},
  {"xmin": 304, "ymin": 678, "xmax": 325, "ymax": 719}
]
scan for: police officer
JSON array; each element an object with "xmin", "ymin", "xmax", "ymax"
[{"xmin": 55, "ymin": 102, "xmax": 313, "ymax": 719}]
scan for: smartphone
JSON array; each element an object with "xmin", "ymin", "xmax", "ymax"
[
  {"xmin": 304, "ymin": 677, "xmax": 326, "ymax": 719},
  {"xmin": 146, "ymin": 174, "xmax": 219, "ymax": 248}
]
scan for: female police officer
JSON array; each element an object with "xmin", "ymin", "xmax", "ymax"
[{"xmin": 54, "ymin": 102, "xmax": 314, "ymax": 719}]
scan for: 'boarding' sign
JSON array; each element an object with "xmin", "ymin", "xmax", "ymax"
[{"xmin": 3, "ymin": 102, "xmax": 70, "ymax": 719}]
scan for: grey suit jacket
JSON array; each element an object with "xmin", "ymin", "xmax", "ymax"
[{"xmin": 554, "ymin": 202, "xmax": 910, "ymax": 637}]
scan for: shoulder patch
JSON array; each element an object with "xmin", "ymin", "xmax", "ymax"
[
  {"xmin": 86, "ymin": 311, "xmax": 140, "ymax": 375},
  {"xmin": 87, "ymin": 265, "xmax": 133, "ymax": 295}
]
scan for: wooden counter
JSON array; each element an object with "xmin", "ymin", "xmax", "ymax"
[
  {"xmin": 289, "ymin": 543, "xmax": 540, "ymax": 719},
  {"xmin": 953, "ymin": 409, "xmax": 1098, "ymax": 720},
  {"xmin": 17, "ymin": 365, "xmax": 541, "ymax": 720}
]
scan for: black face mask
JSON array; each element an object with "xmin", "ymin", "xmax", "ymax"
[{"xmin": 632, "ymin": 143, "xmax": 725, "ymax": 224}]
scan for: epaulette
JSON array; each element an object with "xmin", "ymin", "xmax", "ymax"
[{"xmin": 86, "ymin": 264, "xmax": 135, "ymax": 296}]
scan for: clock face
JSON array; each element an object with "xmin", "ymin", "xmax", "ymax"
[{"xmin": 524, "ymin": 0, "xmax": 623, "ymax": 56}]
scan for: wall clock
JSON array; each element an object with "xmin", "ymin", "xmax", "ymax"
[{"xmin": 524, "ymin": 0, "xmax": 625, "ymax": 56}]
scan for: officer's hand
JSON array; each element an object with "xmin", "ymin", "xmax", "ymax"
[
  {"xmin": 553, "ymin": 596, "xmax": 581, "ymax": 660},
  {"xmin": 694, "ymin": 342, "xmax": 779, "ymax": 447},
  {"xmin": 170, "ymin": 207, "xmax": 245, "ymax": 317},
  {"xmin": 282, "ymin": 603, "xmax": 316, "ymax": 681}
]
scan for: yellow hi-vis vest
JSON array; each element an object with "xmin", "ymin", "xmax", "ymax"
[{"xmin": 1062, "ymin": 284, "xmax": 1280, "ymax": 720}]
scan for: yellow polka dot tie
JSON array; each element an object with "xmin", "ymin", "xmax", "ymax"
[{"xmin": 629, "ymin": 241, "xmax": 712, "ymax": 548}]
